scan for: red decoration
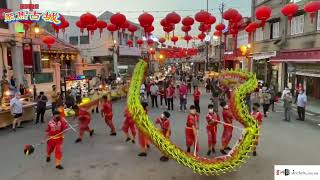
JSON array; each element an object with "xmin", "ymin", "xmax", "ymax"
[
  {"xmin": 76, "ymin": 20, "xmax": 86, "ymax": 34},
  {"xmin": 195, "ymin": 10, "xmax": 210, "ymax": 23},
  {"xmin": 166, "ymin": 12, "xmax": 181, "ymax": 25},
  {"xmin": 182, "ymin": 16, "xmax": 194, "ymax": 26},
  {"xmin": 42, "ymin": 35, "xmax": 56, "ymax": 49},
  {"xmin": 213, "ymin": 31, "xmax": 222, "ymax": 37},
  {"xmin": 128, "ymin": 24, "xmax": 138, "ymax": 37},
  {"xmin": 281, "ymin": 3, "xmax": 299, "ymax": 22},
  {"xmin": 171, "ymin": 36, "xmax": 178, "ymax": 45},
  {"xmin": 245, "ymin": 22, "xmax": 260, "ymax": 33},
  {"xmin": 183, "ymin": 35, "xmax": 192, "ymax": 44},
  {"xmin": 80, "ymin": 12, "xmax": 97, "ymax": 26},
  {"xmin": 223, "ymin": 8, "xmax": 239, "ymax": 21},
  {"xmin": 150, "ymin": 49, "xmax": 156, "ymax": 55},
  {"xmin": 120, "ymin": 21, "xmax": 130, "ymax": 32},
  {"xmin": 230, "ymin": 28, "xmax": 238, "ymax": 37},
  {"xmin": 107, "ymin": 24, "xmax": 118, "ymax": 37},
  {"xmin": 198, "ymin": 23, "xmax": 210, "ymax": 32},
  {"xmin": 110, "ymin": 12, "xmax": 126, "ymax": 27},
  {"xmin": 96, "ymin": 20, "xmax": 108, "ymax": 37},
  {"xmin": 21, "ymin": 20, "xmax": 33, "ymax": 32},
  {"xmin": 181, "ymin": 25, "xmax": 191, "ymax": 35},
  {"xmin": 198, "ymin": 33, "xmax": 206, "ymax": 42},
  {"xmin": 139, "ymin": 12, "xmax": 154, "ymax": 27},
  {"xmin": 60, "ymin": 20, "xmax": 69, "ymax": 33},
  {"xmin": 304, "ymin": 1, "xmax": 320, "ymax": 23},
  {"xmin": 136, "ymin": 39, "xmax": 144, "ymax": 47},
  {"xmin": 87, "ymin": 24, "xmax": 97, "ymax": 35},
  {"xmin": 51, "ymin": 24, "xmax": 60, "ymax": 35},
  {"xmin": 159, "ymin": 37, "xmax": 166, "ymax": 45},
  {"xmin": 144, "ymin": 25, "xmax": 154, "ymax": 33},
  {"xmin": 127, "ymin": 39, "xmax": 133, "ymax": 47},
  {"xmin": 160, "ymin": 18, "xmax": 170, "ymax": 27},
  {"xmin": 206, "ymin": 15, "xmax": 216, "ymax": 25},
  {"xmin": 163, "ymin": 26, "xmax": 174, "ymax": 33},
  {"xmin": 255, "ymin": 5, "xmax": 272, "ymax": 29},
  {"xmin": 215, "ymin": 23, "xmax": 226, "ymax": 31},
  {"xmin": 147, "ymin": 39, "xmax": 154, "ymax": 46}
]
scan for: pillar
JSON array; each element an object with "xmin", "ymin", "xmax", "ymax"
[
  {"xmin": 52, "ymin": 63, "xmax": 61, "ymax": 91},
  {"xmin": 11, "ymin": 43, "xmax": 24, "ymax": 86}
]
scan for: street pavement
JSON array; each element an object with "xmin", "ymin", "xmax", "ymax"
[{"xmin": 0, "ymin": 91, "xmax": 319, "ymax": 180}]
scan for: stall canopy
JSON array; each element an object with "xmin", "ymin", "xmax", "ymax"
[{"xmin": 271, "ymin": 48, "xmax": 320, "ymax": 63}]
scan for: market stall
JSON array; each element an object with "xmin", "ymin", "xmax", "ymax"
[{"xmin": 63, "ymin": 75, "xmax": 90, "ymax": 97}]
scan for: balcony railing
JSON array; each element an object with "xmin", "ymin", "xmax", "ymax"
[{"xmin": 118, "ymin": 45, "xmax": 141, "ymax": 57}]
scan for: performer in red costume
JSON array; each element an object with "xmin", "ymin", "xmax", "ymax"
[
  {"xmin": 122, "ymin": 107, "xmax": 136, "ymax": 143},
  {"xmin": 138, "ymin": 102, "xmax": 150, "ymax": 157},
  {"xmin": 45, "ymin": 111, "xmax": 68, "ymax": 170},
  {"xmin": 220, "ymin": 101, "xmax": 234, "ymax": 155},
  {"xmin": 155, "ymin": 111, "xmax": 171, "ymax": 161},
  {"xmin": 185, "ymin": 105, "xmax": 199, "ymax": 155},
  {"xmin": 101, "ymin": 95, "xmax": 116, "ymax": 136},
  {"xmin": 205, "ymin": 104, "xmax": 220, "ymax": 156},
  {"xmin": 193, "ymin": 86, "xmax": 201, "ymax": 113},
  {"xmin": 251, "ymin": 103, "xmax": 264, "ymax": 156},
  {"xmin": 73, "ymin": 105, "xmax": 94, "ymax": 143}
]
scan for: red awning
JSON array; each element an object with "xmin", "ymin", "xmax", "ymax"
[{"xmin": 271, "ymin": 49, "xmax": 320, "ymax": 63}]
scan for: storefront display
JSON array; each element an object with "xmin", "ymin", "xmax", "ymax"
[{"xmin": 64, "ymin": 75, "xmax": 89, "ymax": 97}]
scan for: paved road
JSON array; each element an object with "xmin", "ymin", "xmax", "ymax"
[{"xmin": 0, "ymin": 91, "xmax": 319, "ymax": 180}]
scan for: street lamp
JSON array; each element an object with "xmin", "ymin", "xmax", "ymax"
[{"xmin": 34, "ymin": 24, "xmax": 40, "ymax": 34}]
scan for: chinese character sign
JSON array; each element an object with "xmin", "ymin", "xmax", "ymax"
[{"xmin": 4, "ymin": 10, "xmax": 62, "ymax": 25}]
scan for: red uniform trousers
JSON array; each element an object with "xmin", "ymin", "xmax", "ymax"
[
  {"xmin": 105, "ymin": 114, "xmax": 116, "ymax": 132},
  {"xmin": 122, "ymin": 121, "xmax": 136, "ymax": 138},
  {"xmin": 185, "ymin": 127, "xmax": 199, "ymax": 155},
  {"xmin": 138, "ymin": 130, "xmax": 149, "ymax": 149},
  {"xmin": 207, "ymin": 125, "xmax": 217, "ymax": 148},
  {"xmin": 79, "ymin": 123, "xmax": 91, "ymax": 138},
  {"xmin": 47, "ymin": 137, "xmax": 63, "ymax": 164},
  {"xmin": 221, "ymin": 126, "xmax": 233, "ymax": 149}
]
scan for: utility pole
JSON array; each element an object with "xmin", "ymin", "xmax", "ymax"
[
  {"xmin": 205, "ymin": 0, "xmax": 209, "ymax": 72},
  {"xmin": 218, "ymin": 2, "xmax": 225, "ymax": 71}
]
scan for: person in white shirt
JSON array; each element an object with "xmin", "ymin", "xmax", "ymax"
[
  {"xmin": 150, "ymin": 83, "xmax": 159, "ymax": 108},
  {"xmin": 10, "ymin": 93, "xmax": 23, "ymax": 131}
]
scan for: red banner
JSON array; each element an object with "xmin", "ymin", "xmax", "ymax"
[{"xmin": 23, "ymin": 43, "xmax": 33, "ymax": 67}]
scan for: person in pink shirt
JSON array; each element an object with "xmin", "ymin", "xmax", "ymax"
[
  {"xmin": 166, "ymin": 84, "xmax": 175, "ymax": 111},
  {"xmin": 179, "ymin": 82, "xmax": 188, "ymax": 112}
]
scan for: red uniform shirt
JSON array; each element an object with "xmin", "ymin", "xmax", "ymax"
[
  {"xmin": 251, "ymin": 111, "xmax": 263, "ymax": 124},
  {"xmin": 186, "ymin": 114, "xmax": 199, "ymax": 129},
  {"xmin": 159, "ymin": 89, "xmax": 166, "ymax": 97},
  {"xmin": 193, "ymin": 90, "xmax": 201, "ymax": 101},
  {"xmin": 179, "ymin": 84, "xmax": 188, "ymax": 97},
  {"xmin": 79, "ymin": 108, "xmax": 91, "ymax": 124},
  {"xmin": 46, "ymin": 119, "xmax": 68, "ymax": 137},
  {"xmin": 156, "ymin": 117, "xmax": 170, "ymax": 133},
  {"xmin": 166, "ymin": 87, "xmax": 174, "ymax": 98},
  {"xmin": 222, "ymin": 108, "xmax": 233, "ymax": 124},
  {"xmin": 205, "ymin": 112, "xmax": 220, "ymax": 127},
  {"xmin": 102, "ymin": 101, "xmax": 113, "ymax": 117}
]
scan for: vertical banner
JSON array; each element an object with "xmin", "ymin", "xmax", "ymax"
[{"xmin": 23, "ymin": 43, "xmax": 33, "ymax": 68}]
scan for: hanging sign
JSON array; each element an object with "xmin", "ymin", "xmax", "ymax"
[{"xmin": 4, "ymin": 10, "xmax": 62, "ymax": 25}]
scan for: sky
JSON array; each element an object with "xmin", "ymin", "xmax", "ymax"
[{"xmin": 24, "ymin": 0, "xmax": 252, "ymax": 45}]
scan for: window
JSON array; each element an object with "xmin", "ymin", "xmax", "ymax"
[
  {"xmin": 317, "ymin": 11, "xmax": 320, "ymax": 31},
  {"xmin": 0, "ymin": 0, "xmax": 9, "ymax": 29},
  {"xmin": 291, "ymin": 14, "xmax": 304, "ymax": 35},
  {"xmin": 80, "ymin": 36, "xmax": 89, "ymax": 44},
  {"xmin": 255, "ymin": 28, "xmax": 264, "ymax": 42},
  {"xmin": 69, "ymin": 36, "xmax": 78, "ymax": 45},
  {"xmin": 270, "ymin": 21, "xmax": 280, "ymax": 39},
  {"xmin": 33, "ymin": 73, "xmax": 54, "ymax": 84}
]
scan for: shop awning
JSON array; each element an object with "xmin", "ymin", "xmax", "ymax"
[
  {"xmin": 290, "ymin": 71, "xmax": 320, "ymax": 78},
  {"xmin": 270, "ymin": 49, "xmax": 320, "ymax": 63},
  {"xmin": 252, "ymin": 51, "xmax": 277, "ymax": 60}
]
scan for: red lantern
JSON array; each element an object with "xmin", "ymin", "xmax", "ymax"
[
  {"xmin": 59, "ymin": 20, "xmax": 69, "ymax": 33},
  {"xmin": 96, "ymin": 20, "xmax": 108, "ymax": 37},
  {"xmin": 182, "ymin": 16, "xmax": 194, "ymax": 26},
  {"xmin": 76, "ymin": 20, "xmax": 86, "ymax": 34},
  {"xmin": 281, "ymin": 3, "xmax": 299, "ymax": 22},
  {"xmin": 159, "ymin": 37, "xmax": 166, "ymax": 45},
  {"xmin": 147, "ymin": 39, "xmax": 154, "ymax": 46},
  {"xmin": 245, "ymin": 22, "xmax": 260, "ymax": 33},
  {"xmin": 144, "ymin": 25, "xmax": 154, "ymax": 33},
  {"xmin": 136, "ymin": 39, "xmax": 144, "ymax": 47},
  {"xmin": 213, "ymin": 31, "xmax": 222, "ymax": 37},
  {"xmin": 160, "ymin": 18, "xmax": 170, "ymax": 27},
  {"xmin": 107, "ymin": 24, "xmax": 118, "ymax": 37},
  {"xmin": 80, "ymin": 12, "xmax": 97, "ymax": 26},
  {"xmin": 110, "ymin": 12, "xmax": 126, "ymax": 27},
  {"xmin": 206, "ymin": 15, "xmax": 216, "ymax": 25},
  {"xmin": 51, "ymin": 24, "xmax": 60, "ymax": 35},
  {"xmin": 127, "ymin": 39, "xmax": 133, "ymax": 47},
  {"xmin": 150, "ymin": 49, "xmax": 156, "ymax": 55},
  {"xmin": 42, "ymin": 35, "xmax": 56, "ymax": 49},
  {"xmin": 163, "ymin": 26, "xmax": 174, "ymax": 33},
  {"xmin": 198, "ymin": 33, "xmax": 206, "ymax": 42},
  {"xmin": 171, "ymin": 36, "xmax": 178, "ymax": 45},
  {"xmin": 215, "ymin": 23, "xmax": 226, "ymax": 31},
  {"xmin": 183, "ymin": 35, "xmax": 192, "ymax": 44},
  {"xmin": 255, "ymin": 5, "xmax": 272, "ymax": 29},
  {"xmin": 198, "ymin": 23, "xmax": 210, "ymax": 32},
  {"xmin": 87, "ymin": 24, "xmax": 97, "ymax": 35},
  {"xmin": 128, "ymin": 24, "xmax": 138, "ymax": 37},
  {"xmin": 230, "ymin": 13, "xmax": 242, "ymax": 23},
  {"xmin": 21, "ymin": 20, "xmax": 33, "ymax": 32},
  {"xmin": 181, "ymin": 25, "xmax": 191, "ymax": 34},
  {"xmin": 304, "ymin": 1, "xmax": 320, "ymax": 23},
  {"xmin": 223, "ymin": 8, "xmax": 239, "ymax": 21},
  {"xmin": 120, "ymin": 21, "xmax": 130, "ymax": 32},
  {"xmin": 139, "ymin": 12, "xmax": 154, "ymax": 27},
  {"xmin": 230, "ymin": 28, "xmax": 238, "ymax": 37},
  {"xmin": 166, "ymin": 12, "xmax": 181, "ymax": 25},
  {"xmin": 195, "ymin": 10, "xmax": 210, "ymax": 23}
]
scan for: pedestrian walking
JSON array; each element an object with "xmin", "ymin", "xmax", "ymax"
[
  {"xmin": 283, "ymin": 92, "xmax": 292, "ymax": 121},
  {"xmin": 159, "ymin": 85, "xmax": 167, "ymax": 108},
  {"xmin": 10, "ymin": 92, "xmax": 23, "ymax": 131},
  {"xmin": 296, "ymin": 90, "xmax": 307, "ymax": 121},
  {"xmin": 50, "ymin": 85, "xmax": 59, "ymax": 113},
  {"xmin": 155, "ymin": 111, "xmax": 171, "ymax": 162},
  {"xmin": 146, "ymin": 82, "xmax": 151, "ymax": 100},
  {"xmin": 45, "ymin": 111, "xmax": 68, "ymax": 170},
  {"xmin": 166, "ymin": 85, "xmax": 174, "ymax": 111},
  {"xmin": 36, "ymin": 91, "xmax": 48, "ymax": 124},
  {"xmin": 261, "ymin": 87, "xmax": 271, "ymax": 117},
  {"xmin": 269, "ymin": 85, "xmax": 276, "ymax": 112},
  {"xmin": 150, "ymin": 82, "xmax": 159, "ymax": 108},
  {"xmin": 205, "ymin": 104, "xmax": 220, "ymax": 156},
  {"xmin": 193, "ymin": 86, "xmax": 201, "ymax": 113},
  {"xmin": 192, "ymin": 77, "xmax": 200, "ymax": 92},
  {"xmin": 179, "ymin": 82, "xmax": 188, "ymax": 111},
  {"xmin": 65, "ymin": 90, "xmax": 75, "ymax": 108}
]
